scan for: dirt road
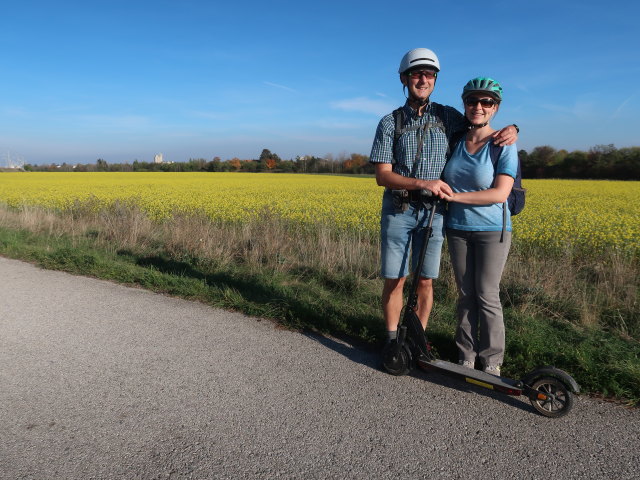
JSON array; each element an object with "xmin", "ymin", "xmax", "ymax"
[{"xmin": 1, "ymin": 257, "xmax": 637, "ymax": 479}]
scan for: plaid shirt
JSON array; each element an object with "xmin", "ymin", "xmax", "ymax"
[{"xmin": 369, "ymin": 101, "xmax": 466, "ymax": 180}]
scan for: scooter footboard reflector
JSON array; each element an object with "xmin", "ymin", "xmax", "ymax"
[{"xmin": 466, "ymin": 377, "xmax": 494, "ymax": 390}]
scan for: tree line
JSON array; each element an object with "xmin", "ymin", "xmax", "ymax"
[
  {"xmin": 24, "ymin": 149, "xmax": 374, "ymax": 175},
  {"xmin": 22, "ymin": 145, "xmax": 640, "ymax": 180},
  {"xmin": 520, "ymin": 144, "xmax": 639, "ymax": 180}
]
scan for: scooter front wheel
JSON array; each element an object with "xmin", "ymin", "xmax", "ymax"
[
  {"xmin": 529, "ymin": 376, "xmax": 574, "ymax": 418},
  {"xmin": 381, "ymin": 341, "xmax": 412, "ymax": 376}
]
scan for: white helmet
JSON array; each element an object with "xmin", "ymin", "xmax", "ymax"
[{"xmin": 398, "ymin": 48, "xmax": 440, "ymax": 74}]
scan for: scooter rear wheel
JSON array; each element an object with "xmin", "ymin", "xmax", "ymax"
[
  {"xmin": 381, "ymin": 341, "xmax": 411, "ymax": 376},
  {"xmin": 529, "ymin": 376, "xmax": 574, "ymax": 418}
]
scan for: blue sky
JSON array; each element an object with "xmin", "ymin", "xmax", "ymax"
[{"xmin": 2, "ymin": 0, "xmax": 638, "ymax": 165}]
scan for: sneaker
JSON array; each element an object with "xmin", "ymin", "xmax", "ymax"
[
  {"xmin": 458, "ymin": 360, "xmax": 474, "ymax": 369},
  {"xmin": 484, "ymin": 365, "xmax": 501, "ymax": 376}
]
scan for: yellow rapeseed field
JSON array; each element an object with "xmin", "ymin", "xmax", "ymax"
[{"xmin": 0, "ymin": 172, "xmax": 638, "ymax": 255}]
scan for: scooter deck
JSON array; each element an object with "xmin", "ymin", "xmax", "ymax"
[{"xmin": 417, "ymin": 358, "xmax": 524, "ymax": 395}]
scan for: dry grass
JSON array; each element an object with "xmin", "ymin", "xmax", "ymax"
[
  {"xmin": 503, "ymin": 244, "xmax": 638, "ymax": 338},
  {"xmin": 1, "ymin": 203, "xmax": 637, "ymax": 339},
  {"xmin": 0, "ymin": 203, "xmax": 380, "ymax": 278}
]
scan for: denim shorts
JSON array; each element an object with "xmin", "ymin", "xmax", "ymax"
[{"xmin": 380, "ymin": 190, "xmax": 445, "ymax": 279}]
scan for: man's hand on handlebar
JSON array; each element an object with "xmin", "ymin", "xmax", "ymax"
[{"xmin": 420, "ymin": 179, "xmax": 452, "ymax": 198}]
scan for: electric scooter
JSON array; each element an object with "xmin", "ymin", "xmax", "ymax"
[{"xmin": 381, "ymin": 191, "xmax": 579, "ymax": 418}]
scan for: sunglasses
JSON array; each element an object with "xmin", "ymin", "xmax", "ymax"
[
  {"xmin": 407, "ymin": 70, "xmax": 437, "ymax": 80},
  {"xmin": 464, "ymin": 97, "xmax": 498, "ymax": 107}
]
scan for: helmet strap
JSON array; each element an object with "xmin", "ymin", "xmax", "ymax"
[
  {"xmin": 404, "ymin": 75, "xmax": 436, "ymax": 108},
  {"xmin": 404, "ymin": 87, "xmax": 430, "ymax": 108}
]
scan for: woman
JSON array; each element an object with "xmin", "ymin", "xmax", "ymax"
[{"xmin": 439, "ymin": 77, "xmax": 518, "ymax": 376}]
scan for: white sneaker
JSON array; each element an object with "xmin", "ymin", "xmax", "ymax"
[
  {"xmin": 484, "ymin": 365, "xmax": 501, "ymax": 376},
  {"xmin": 459, "ymin": 360, "xmax": 474, "ymax": 369}
]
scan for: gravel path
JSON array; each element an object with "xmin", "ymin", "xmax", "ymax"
[{"xmin": 1, "ymin": 256, "xmax": 638, "ymax": 479}]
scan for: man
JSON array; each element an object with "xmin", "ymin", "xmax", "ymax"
[{"xmin": 369, "ymin": 48, "xmax": 518, "ymax": 345}]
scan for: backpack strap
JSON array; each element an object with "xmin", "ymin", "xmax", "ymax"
[
  {"xmin": 392, "ymin": 108, "xmax": 405, "ymax": 165},
  {"xmin": 488, "ymin": 142, "xmax": 508, "ymax": 242},
  {"xmin": 488, "ymin": 140, "xmax": 503, "ymax": 167},
  {"xmin": 392, "ymin": 107, "xmax": 427, "ymax": 162},
  {"xmin": 435, "ymin": 102, "xmax": 471, "ymax": 164},
  {"xmin": 448, "ymin": 130, "xmax": 466, "ymax": 158},
  {"xmin": 431, "ymin": 103, "xmax": 446, "ymax": 131},
  {"xmin": 439, "ymin": 129, "xmax": 466, "ymax": 182},
  {"xmin": 392, "ymin": 102, "xmax": 450, "ymax": 173},
  {"xmin": 512, "ymin": 153, "xmax": 523, "ymax": 190}
]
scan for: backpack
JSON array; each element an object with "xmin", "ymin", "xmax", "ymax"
[
  {"xmin": 392, "ymin": 103, "xmax": 473, "ymax": 170},
  {"xmin": 489, "ymin": 142, "xmax": 526, "ymax": 216},
  {"xmin": 392, "ymin": 103, "xmax": 447, "ymax": 167},
  {"xmin": 448, "ymin": 130, "xmax": 526, "ymax": 216}
]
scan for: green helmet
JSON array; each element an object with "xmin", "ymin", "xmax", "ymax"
[{"xmin": 461, "ymin": 77, "xmax": 503, "ymax": 102}]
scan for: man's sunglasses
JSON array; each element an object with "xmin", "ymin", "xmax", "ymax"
[
  {"xmin": 464, "ymin": 97, "xmax": 499, "ymax": 108},
  {"xmin": 407, "ymin": 70, "xmax": 437, "ymax": 80}
]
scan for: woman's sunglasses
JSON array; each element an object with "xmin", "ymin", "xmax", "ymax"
[{"xmin": 464, "ymin": 97, "xmax": 498, "ymax": 108}]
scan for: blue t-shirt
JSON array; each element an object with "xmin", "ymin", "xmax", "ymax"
[{"xmin": 442, "ymin": 140, "xmax": 518, "ymax": 232}]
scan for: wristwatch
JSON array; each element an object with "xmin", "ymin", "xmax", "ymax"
[{"xmin": 512, "ymin": 124, "xmax": 520, "ymax": 133}]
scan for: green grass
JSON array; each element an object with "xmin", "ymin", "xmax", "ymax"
[{"xmin": 0, "ymin": 218, "xmax": 638, "ymax": 406}]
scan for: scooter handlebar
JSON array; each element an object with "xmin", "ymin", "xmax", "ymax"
[{"xmin": 418, "ymin": 189, "xmax": 441, "ymax": 208}]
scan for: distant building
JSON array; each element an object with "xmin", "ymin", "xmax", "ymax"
[{"xmin": 154, "ymin": 153, "xmax": 163, "ymax": 164}]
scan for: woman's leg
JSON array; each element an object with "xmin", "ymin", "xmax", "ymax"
[
  {"xmin": 473, "ymin": 231, "xmax": 511, "ymax": 368},
  {"xmin": 447, "ymin": 229, "xmax": 478, "ymax": 364}
]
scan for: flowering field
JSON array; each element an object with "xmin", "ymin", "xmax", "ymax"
[
  {"xmin": 514, "ymin": 179, "xmax": 639, "ymax": 255},
  {"xmin": 0, "ymin": 172, "xmax": 638, "ymax": 256}
]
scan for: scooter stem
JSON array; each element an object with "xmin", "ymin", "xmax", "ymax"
[{"xmin": 406, "ymin": 193, "xmax": 439, "ymax": 308}]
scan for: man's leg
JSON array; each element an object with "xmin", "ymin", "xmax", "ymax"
[
  {"xmin": 380, "ymin": 190, "xmax": 413, "ymax": 338},
  {"xmin": 381, "ymin": 277, "xmax": 406, "ymax": 332},
  {"xmin": 415, "ymin": 277, "xmax": 433, "ymax": 330}
]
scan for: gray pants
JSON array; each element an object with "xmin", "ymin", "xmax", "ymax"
[{"xmin": 447, "ymin": 229, "xmax": 511, "ymax": 368}]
